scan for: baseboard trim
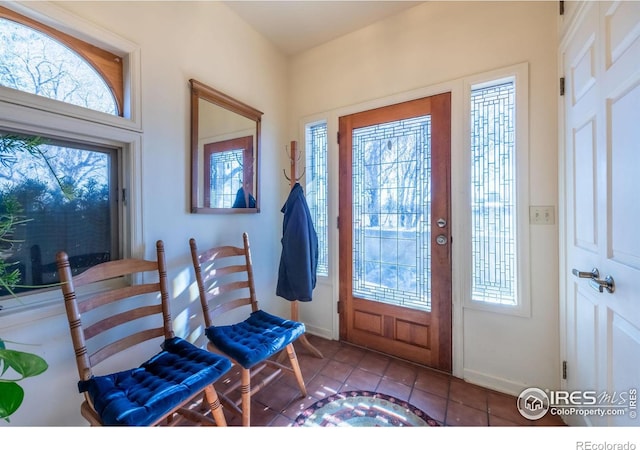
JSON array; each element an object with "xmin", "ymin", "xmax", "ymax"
[
  {"xmin": 462, "ymin": 368, "xmax": 529, "ymax": 397},
  {"xmin": 303, "ymin": 324, "xmax": 333, "ymax": 341}
]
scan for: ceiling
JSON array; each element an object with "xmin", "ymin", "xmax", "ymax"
[{"xmin": 223, "ymin": 1, "xmax": 425, "ymax": 56}]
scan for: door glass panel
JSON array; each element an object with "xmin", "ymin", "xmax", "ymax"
[
  {"xmin": 351, "ymin": 115, "xmax": 432, "ymax": 311},
  {"xmin": 209, "ymin": 149, "xmax": 243, "ymax": 208}
]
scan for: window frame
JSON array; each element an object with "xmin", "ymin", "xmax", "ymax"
[
  {"xmin": 462, "ymin": 63, "xmax": 531, "ymax": 317},
  {"xmin": 0, "ymin": 3, "xmax": 142, "ymax": 317},
  {"xmin": 0, "ymin": 5, "xmax": 124, "ymax": 115},
  {"xmin": 0, "ymin": 2, "xmax": 141, "ymax": 131}
]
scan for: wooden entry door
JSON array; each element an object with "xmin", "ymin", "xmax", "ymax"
[{"xmin": 338, "ymin": 92, "xmax": 452, "ymax": 371}]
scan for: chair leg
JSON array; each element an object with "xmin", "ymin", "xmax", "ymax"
[
  {"xmin": 286, "ymin": 343, "xmax": 307, "ymax": 397},
  {"xmin": 241, "ymin": 368, "xmax": 251, "ymax": 426},
  {"xmin": 204, "ymin": 385, "xmax": 227, "ymax": 426}
]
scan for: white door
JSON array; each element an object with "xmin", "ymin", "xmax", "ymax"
[{"xmin": 562, "ymin": 1, "xmax": 640, "ymax": 426}]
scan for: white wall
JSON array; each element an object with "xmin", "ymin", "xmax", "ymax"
[
  {"xmin": 0, "ymin": 1, "xmax": 291, "ymax": 426},
  {"xmin": 288, "ymin": 1, "xmax": 560, "ymax": 396},
  {"xmin": 0, "ymin": 0, "xmax": 560, "ymax": 427}
]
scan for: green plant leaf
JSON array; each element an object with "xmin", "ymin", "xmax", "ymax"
[
  {"xmin": 0, "ymin": 381, "xmax": 24, "ymax": 421},
  {"xmin": 0, "ymin": 349, "xmax": 48, "ymax": 379}
]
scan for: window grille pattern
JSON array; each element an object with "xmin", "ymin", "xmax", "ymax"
[
  {"xmin": 305, "ymin": 122, "xmax": 328, "ymax": 276},
  {"xmin": 0, "ymin": 18, "xmax": 117, "ymax": 114},
  {"xmin": 470, "ymin": 81, "xmax": 517, "ymax": 305},
  {"xmin": 209, "ymin": 149, "xmax": 243, "ymax": 208},
  {"xmin": 352, "ymin": 115, "xmax": 432, "ymax": 311}
]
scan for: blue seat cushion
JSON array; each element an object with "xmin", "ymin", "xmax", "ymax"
[
  {"xmin": 77, "ymin": 336, "xmax": 232, "ymax": 426},
  {"xmin": 205, "ymin": 309, "xmax": 305, "ymax": 369}
]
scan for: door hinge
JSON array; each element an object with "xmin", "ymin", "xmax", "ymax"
[
  {"xmin": 122, "ymin": 188, "xmax": 127, "ymax": 205},
  {"xmin": 559, "ymin": 0, "xmax": 564, "ymax": 15},
  {"xmin": 337, "ymin": 216, "xmax": 340, "ymax": 229},
  {"xmin": 337, "ymin": 301, "xmax": 342, "ymax": 314},
  {"xmin": 337, "ymin": 131, "xmax": 340, "ymax": 144},
  {"xmin": 560, "ymin": 77, "xmax": 565, "ymax": 96},
  {"xmin": 562, "ymin": 360, "xmax": 567, "ymax": 380}
]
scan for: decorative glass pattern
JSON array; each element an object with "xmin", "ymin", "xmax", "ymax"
[
  {"xmin": 352, "ymin": 115, "xmax": 432, "ymax": 311},
  {"xmin": 305, "ymin": 122, "xmax": 328, "ymax": 276},
  {"xmin": 209, "ymin": 149, "xmax": 243, "ymax": 208},
  {"xmin": 470, "ymin": 81, "xmax": 517, "ymax": 305}
]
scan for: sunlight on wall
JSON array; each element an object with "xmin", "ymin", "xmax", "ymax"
[{"xmin": 172, "ymin": 267, "xmax": 203, "ymax": 340}]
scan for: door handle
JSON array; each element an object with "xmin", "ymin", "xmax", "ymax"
[
  {"xmin": 572, "ymin": 268, "xmax": 599, "ymax": 279},
  {"xmin": 589, "ymin": 275, "xmax": 615, "ymax": 294},
  {"xmin": 572, "ymin": 268, "xmax": 615, "ymax": 294}
]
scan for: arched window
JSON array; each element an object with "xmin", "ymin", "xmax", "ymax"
[
  {"xmin": 0, "ymin": 5, "xmax": 138, "ymax": 307},
  {"xmin": 0, "ymin": 6, "xmax": 123, "ymax": 115}
]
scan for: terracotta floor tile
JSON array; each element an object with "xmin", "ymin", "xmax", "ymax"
[
  {"xmin": 377, "ymin": 378, "xmax": 413, "ymax": 402},
  {"xmin": 446, "ymin": 401, "xmax": 489, "ymax": 426},
  {"xmin": 409, "ymin": 388, "xmax": 448, "ymax": 423},
  {"xmin": 342, "ymin": 367, "xmax": 382, "ymax": 392},
  {"xmin": 487, "ymin": 391, "xmax": 533, "ymax": 425},
  {"xmin": 279, "ymin": 394, "xmax": 321, "ymax": 420},
  {"xmin": 269, "ymin": 413, "xmax": 296, "ymax": 426},
  {"xmin": 253, "ymin": 377, "xmax": 301, "ymax": 411},
  {"xmin": 319, "ymin": 359, "xmax": 354, "ymax": 383},
  {"xmin": 332, "ymin": 345, "xmax": 366, "ymax": 365},
  {"xmin": 224, "ymin": 335, "xmax": 567, "ymax": 427},
  {"xmin": 305, "ymin": 373, "xmax": 344, "ymax": 399},
  {"xmin": 414, "ymin": 368, "xmax": 451, "ymax": 398},
  {"xmin": 489, "ymin": 414, "xmax": 525, "ymax": 426},
  {"xmin": 449, "ymin": 376, "xmax": 488, "ymax": 411},
  {"xmin": 302, "ymin": 334, "xmax": 342, "ymax": 359},
  {"xmin": 383, "ymin": 359, "xmax": 419, "ymax": 386},
  {"xmin": 358, "ymin": 351, "xmax": 391, "ymax": 376}
]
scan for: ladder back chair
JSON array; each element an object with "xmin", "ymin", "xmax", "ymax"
[
  {"xmin": 56, "ymin": 240, "xmax": 232, "ymax": 426},
  {"xmin": 189, "ymin": 232, "xmax": 307, "ymax": 426}
]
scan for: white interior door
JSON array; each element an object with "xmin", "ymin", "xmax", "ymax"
[{"xmin": 562, "ymin": 1, "xmax": 640, "ymax": 426}]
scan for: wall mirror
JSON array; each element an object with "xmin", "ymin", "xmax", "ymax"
[{"xmin": 190, "ymin": 79, "xmax": 263, "ymax": 213}]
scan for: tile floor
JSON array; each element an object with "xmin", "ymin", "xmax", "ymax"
[{"xmin": 213, "ymin": 334, "xmax": 566, "ymax": 427}]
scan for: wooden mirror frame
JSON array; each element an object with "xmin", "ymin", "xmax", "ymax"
[{"xmin": 190, "ymin": 79, "xmax": 263, "ymax": 214}]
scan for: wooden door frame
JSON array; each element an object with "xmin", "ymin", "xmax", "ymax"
[{"xmin": 337, "ymin": 92, "xmax": 452, "ymax": 371}]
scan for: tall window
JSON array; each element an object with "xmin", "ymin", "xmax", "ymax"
[
  {"xmin": 470, "ymin": 79, "xmax": 517, "ymax": 306},
  {"xmin": 305, "ymin": 121, "xmax": 328, "ymax": 276},
  {"xmin": 0, "ymin": 6, "xmax": 131, "ymax": 304}
]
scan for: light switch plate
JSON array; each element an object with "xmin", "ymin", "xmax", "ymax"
[{"xmin": 529, "ymin": 206, "xmax": 555, "ymax": 225}]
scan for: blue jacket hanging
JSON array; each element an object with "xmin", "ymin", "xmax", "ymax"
[
  {"xmin": 276, "ymin": 182, "xmax": 318, "ymax": 302},
  {"xmin": 232, "ymin": 186, "xmax": 256, "ymax": 208}
]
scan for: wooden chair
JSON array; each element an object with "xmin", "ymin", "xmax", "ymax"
[
  {"xmin": 32, "ymin": 244, "xmax": 110, "ymax": 286},
  {"xmin": 189, "ymin": 232, "xmax": 307, "ymax": 426},
  {"xmin": 56, "ymin": 240, "xmax": 232, "ymax": 426}
]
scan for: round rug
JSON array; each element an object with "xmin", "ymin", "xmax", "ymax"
[{"xmin": 292, "ymin": 390, "xmax": 440, "ymax": 427}]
